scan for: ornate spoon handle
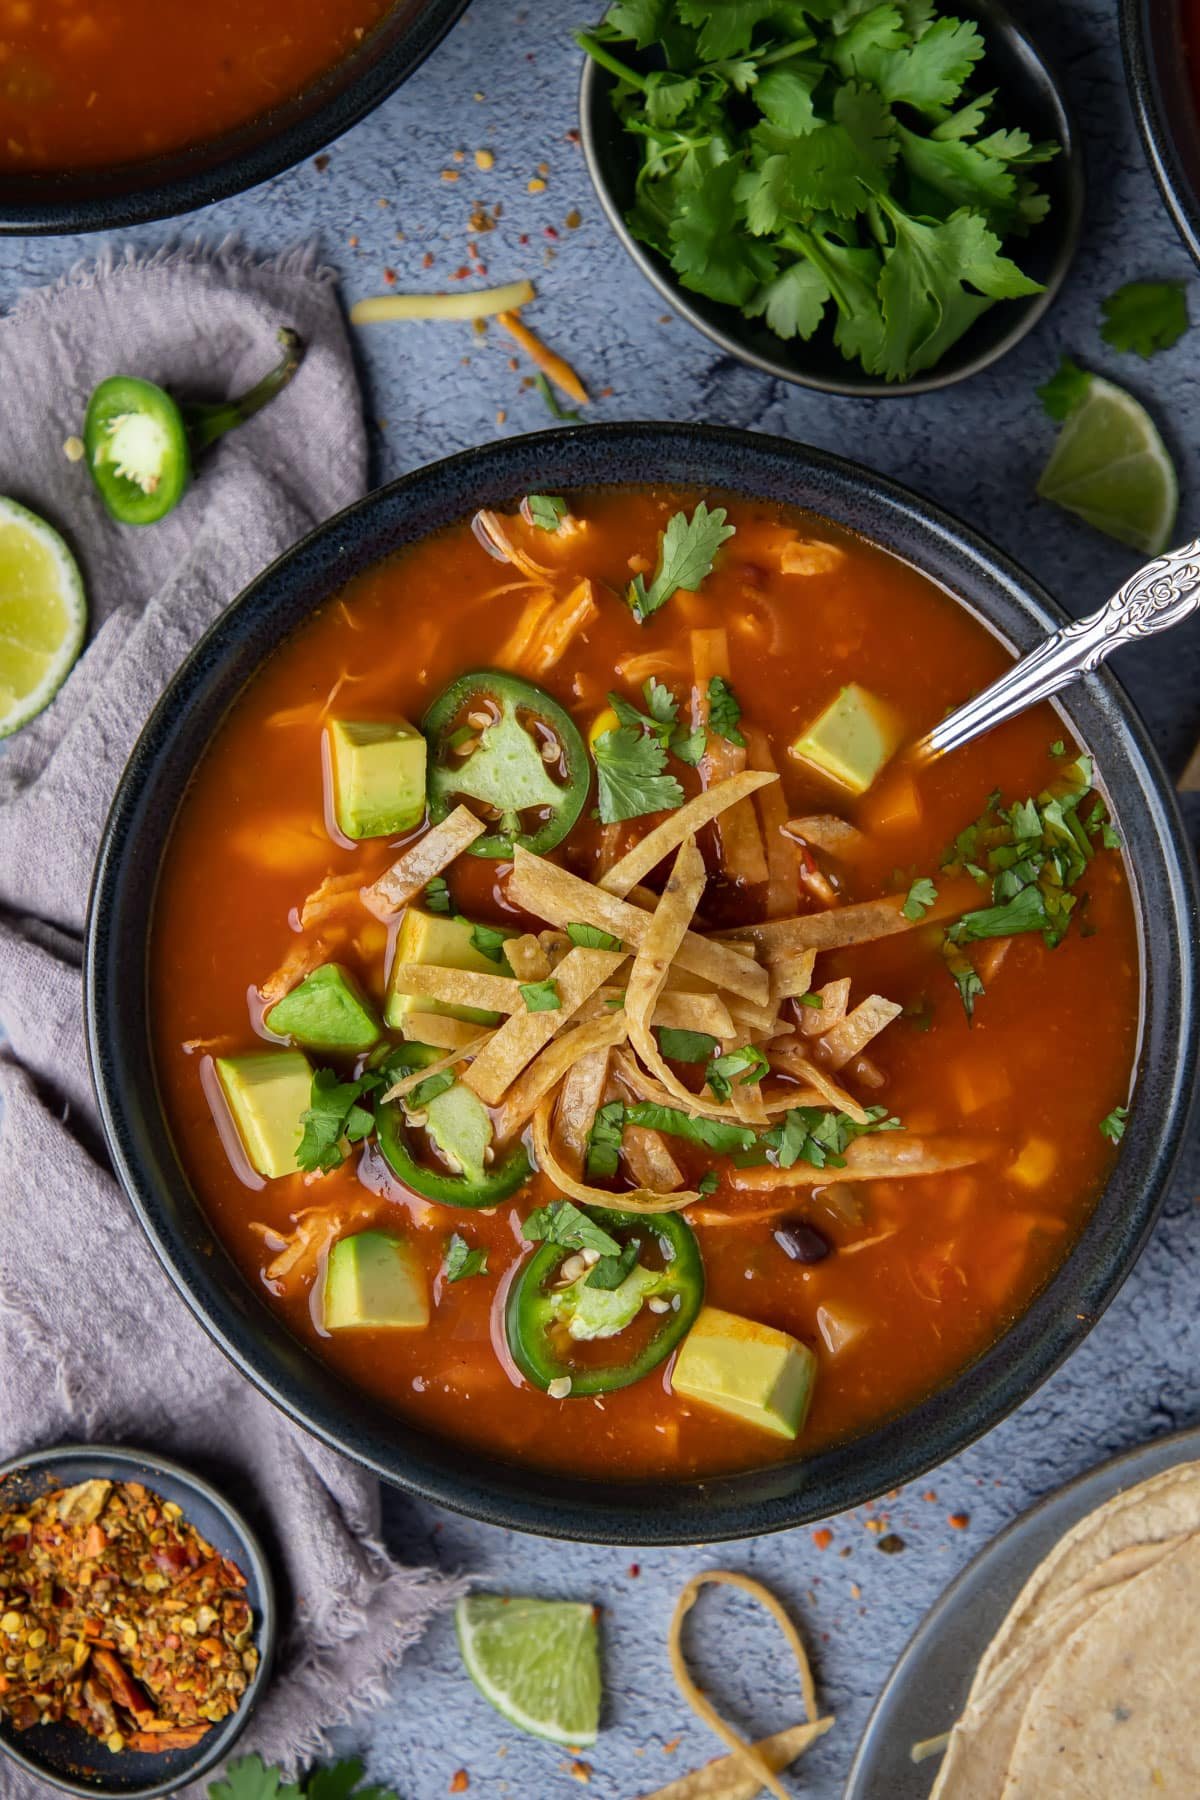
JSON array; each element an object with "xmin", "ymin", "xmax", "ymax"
[{"xmin": 914, "ymin": 538, "xmax": 1200, "ymax": 762}]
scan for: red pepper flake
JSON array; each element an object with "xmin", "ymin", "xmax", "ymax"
[
  {"xmin": 383, "ymin": 269, "xmax": 396, "ymax": 285},
  {"xmin": 663, "ymin": 1737, "xmax": 681, "ymax": 1754},
  {"xmin": 600, "ymin": 385, "xmax": 614, "ymax": 398},
  {"xmin": 475, "ymin": 264, "xmax": 488, "ymax": 277},
  {"xmin": 348, "ymin": 235, "xmax": 359, "ymax": 248},
  {"xmin": 449, "ymin": 1773, "xmax": 469, "ymax": 1794},
  {"xmin": 518, "ymin": 233, "xmax": 529, "ymax": 245},
  {"xmin": 948, "ymin": 1512, "xmax": 970, "ymax": 1530},
  {"xmin": 565, "ymin": 127, "xmax": 581, "ymax": 144},
  {"xmin": 422, "ymin": 252, "xmax": 435, "ymax": 269},
  {"xmin": 452, "ymin": 265, "xmax": 471, "ymax": 280},
  {"xmin": 923, "ymin": 1490, "xmax": 938, "ymax": 1502},
  {"xmin": 544, "ymin": 225, "xmax": 559, "ymax": 239},
  {"xmin": 314, "ymin": 154, "xmax": 330, "ymax": 172},
  {"xmin": 628, "ymin": 1563, "xmax": 640, "ymax": 1578},
  {"xmin": 811, "ymin": 1527, "xmax": 833, "ymax": 1551}
]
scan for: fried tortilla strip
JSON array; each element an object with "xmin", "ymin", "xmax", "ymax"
[
  {"xmin": 798, "ymin": 977, "xmax": 851, "ymax": 1037},
  {"xmin": 509, "ymin": 845, "xmax": 769, "ymax": 1004},
  {"xmin": 651, "ymin": 991, "xmax": 736, "ymax": 1038},
  {"xmin": 786, "ymin": 814, "xmax": 866, "ymax": 857},
  {"xmin": 503, "ymin": 933, "xmax": 553, "ymax": 982},
  {"xmin": 361, "ymin": 806, "xmax": 486, "ymax": 918},
  {"xmin": 382, "ymin": 1031, "xmax": 492, "ymax": 1102},
  {"xmin": 492, "ymin": 1012, "xmax": 629, "ymax": 1142},
  {"xmin": 770, "ymin": 1043, "xmax": 869, "ymax": 1121},
  {"xmin": 820, "ymin": 994, "xmax": 903, "ymax": 1070},
  {"xmin": 463, "ymin": 947, "xmax": 626, "ymax": 1105},
  {"xmin": 732, "ymin": 1134, "xmax": 993, "ymax": 1188},
  {"xmin": 398, "ymin": 1012, "xmax": 489, "ymax": 1050},
  {"xmin": 720, "ymin": 874, "xmax": 980, "ymax": 954},
  {"xmin": 556, "ymin": 1046, "xmax": 612, "ymax": 1175},
  {"xmin": 637, "ymin": 1721, "xmax": 834, "ymax": 1800},
  {"xmin": 745, "ymin": 725, "xmax": 796, "ymax": 919},
  {"xmin": 769, "ymin": 948, "xmax": 817, "ymax": 1005},
  {"xmin": 622, "ymin": 1124, "xmax": 685, "ymax": 1193},
  {"xmin": 614, "ymin": 1047, "xmax": 827, "ymax": 1119},
  {"xmin": 691, "ymin": 628, "xmax": 768, "ymax": 885},
  {"xmin": 389, "ymin": 964, "xmax": 523, "ymax": 1015},
  {"xmin": 532, "ymin": 1093, "xmax": 697, "ymax": 1214},
  {"xmin": 598, "ymin": 772, "xmax": 778, "ymax": 899}
]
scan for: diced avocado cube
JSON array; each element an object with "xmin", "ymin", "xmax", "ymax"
[
  {"xmin": 214, "ymin": 1049, "xmax": 312, "ymax": 1180},
  {"xmin": 327, "ymin": 718, "xmax": 427, "ymax": 840},
  {"xmin": 789, "ymin": 683, "xmax": 902, "ymax": 796},
  {"xmin": 385, "ymin": 908, "xmax": 517, "ymax": 1028},
  {"xmin": 671, "ymin": 1304, "xmax": 817, "ymax": 1440},
  {"xmin": 264, "ymin": 962, "xmax": 382, "ymax": 1054},
  {"xmin": 323, "ymin": 1229, "xmax": 429, "ymax": 1330},
  {"xmin": 423, "ymin": 1082, "xmax": 493, "ymax": 1185}
]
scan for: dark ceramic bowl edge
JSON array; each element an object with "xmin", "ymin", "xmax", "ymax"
[
  {"xmin": 85, "ymin": 422, "xmax": 1200, "ymax": 1544},
  {"xmin": 0, "ymin": 1442, "xmax": 275, "ymax": 1797},
  {"xmin": 577, "ymin": 0, "xmax": 1085, "ymax": 397},
  {"xmin": 1120, "ymin": 0, "xmax": 1200, "ymax": 267}
]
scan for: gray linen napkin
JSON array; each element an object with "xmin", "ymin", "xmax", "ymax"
[{"xmin": 0, "ymin": 241, "xmax": 464, "ymax": 1793}]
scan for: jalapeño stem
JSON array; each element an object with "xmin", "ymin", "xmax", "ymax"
[{"xmin": 184, "ymin": 327, "xmax": 305, "ymax": 454}]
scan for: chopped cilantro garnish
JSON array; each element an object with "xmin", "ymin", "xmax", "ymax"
[
  {"xmin": 627, "ymin": 502, "xmax": 735, "ymax": 622},
  {"xmin": 657, "ymin": 1027, "xmax": 720, "ymax": 1063},
  {"xmin": 696, "ymin": 1169, "xmax": 720, "ymax": 1195},
  {"xmin": 947, "ymin": 882, "xmax": 1047, "ymax": 942},
  {"xmin": 461, "ymin": 917, "xmax": 508, "ymax": 964},
  {"xmin": 943, "ymin": 943, "xmax": 985, "ymax": 1021},
  {"xmin": 521, "ymin": 977, "xmax": 561, "ymax": 1013},
  {"xmin": 424, "ymin": 875, "xmax": 452, "ymax": 914},
  {"xmin": 443, "ymin": 1233, "xmax": 489, "ymax": 1282},
  {"xmin": 593, "ymin": 720, "xmax": 685, "ymax": 824},
  {"xmin": 1100, "ymin": 1104, "xmax": 1129, "ymax": 1144},
  {"xmin": 586, "ymin": 1099, "xmax": 626, "ymax": 1179},
  {"xmin": 296, "ymin": 1068, "xmax": 380, "ymax": 1174},
  {"xmin": 624, "ymin": 1102, "xmax": 757, "ymax": 1155},
  {"xmin": 797, "ymin": 992, "xmax": 824, "ymax": 1010},
  {"xmin": 526, "ymin": 493, "xmax": 568, "ymax": 531},
  {"xmin": 610, "ymin": 678, "xmax": 708, "ymax": 770},
  {"xmin": 1100, "ymin": 280, "xmax": 1188, "ymax": 359},
  {"xmin": 901, "ymin": 876, "xmax": 938, "ymax": 921},
  {"xmin": 764, "ymin": 1104, "xmax": 901, "ymax": 1171},
  {"xmin": 567, "ymin": 921, "xmax": 624, "ymax": 952},
  {"xmin": 523, "ymin": 1200, "xmax": 622, "ymax": 1256},
  {"xmin": 584, "ymin": 1238, "xmax": 641, "ymax": 1290},
  {"xmin": 405, "ymin": 1069, "xmax": 456, "ymax": 1110},
  {"xmin": 706, "ymin": 675, "xmax": 745, "ymax": 747},
  {"xmin": 1049, "ymin": 739, "xmax": 1066, "ymax": 758},
  {"xmin": 705, "ymin": 1044, "xmax": 768, "ymax": 1102}
]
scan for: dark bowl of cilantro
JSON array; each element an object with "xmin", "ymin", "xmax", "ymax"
[{"xmin": 578, "ymin": 0, "xmax": 1084, "ymax": 395}]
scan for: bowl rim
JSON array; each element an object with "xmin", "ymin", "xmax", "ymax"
[
  {"xmin": 0, "ymin": 0, "xmax": 471, "ymax": 237},
  {"xmin": 0, "ymin": 1441, "xmax": 276, "ymax": 1797},
  {"xmin": 85, "ymin": 421, "xmax": 1200, "ymax": 1544},
  {"xmin": 1120, "ymin": 0, "xmax": 1200, "ymax": 267},
  {"xmin": 577, "ymin": 0, "xmax": 1085, "ymax": 397}
]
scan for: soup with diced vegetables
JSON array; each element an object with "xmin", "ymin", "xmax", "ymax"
[
  {"xmin": 0, "ymin": 0, "xmax": 392, "ymax": 174},
  {"xmin": 151, "ymin": 487, "xmax": 1139, "ymax": 1480}
]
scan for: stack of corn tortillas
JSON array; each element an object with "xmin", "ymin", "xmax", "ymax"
[{"xmin": 930, "ymin": 1462, "xmax": 1200, "ymax": 1796}]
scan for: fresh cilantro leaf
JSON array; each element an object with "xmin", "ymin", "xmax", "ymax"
[
  {"xmin": 460, "ymin": 917, "xmax": 508, "ymax": 964},
  {"xmin": 424, "ymin": 876, "xmax": 452, "ymax": 914},
  {"xmin": 705, "ymin": 1045, "xmax": 768, "ymax": 1101},
  {"xmin": 521, "ymin": 977, "xmax": 561, "ymax": 1013},
  {"xmin": 627, "ymin": 501, "xmax": 737, "ymax": 622},
  {"xmin": 942, "ymin": 941, "xmax": 984, "ymax": 1020},
  {"xmin": 676, "ymin": 0, "xmax": 779, "ymax": 59},
  {"xmin": 746, "ymin": 257, "xmax": 832, "ymax": 340},
  {"xmin": 1100, "ymin": 280, "xmax": 1188, "ymax": 359},
  {"xmin": 672, "ymin": 726, "xmax": 707, "ymax": 765},
  {"xmin": 901, "ymin": 875, "xmax": 938, "ymax": 920},
  {"xmin": 443, "ymin": 1233, "xmax": 489, "ymax": 1281},
  {"xmin": 1038, "ymin": 356, "xmax": 1091, "ymax": 422},
  {"xmin": 1049, "ymin": 739, "xmax": 1066, "ymax": 757},
  {"xmin": 696, "ymin": 1168, "xmax": 720, "ymax": 1195},
  {"xmin": 602, "ymin": 0, "xmax": 671, "ymax": 50},
  {"xmin": 706, "ymin": 675, "xmax": 745, "ymax": 745},
  {"xmin": 209, "ymin": 1756, "xmax": 305, "ymax": 1800},
  {"xmin": 305, "ymin": 1760, "xmax": 400, "ymax": 1800},
  {"xmin": 669, "ymin": 159, "xmax": 780, "ymax": 306},
  {"xmin": 765, "ymin": 1103, "xmax": 901, "ymax": 1170},
  {"xmin": 523, "ymin": 1200, "xmax": 622, "ymax": 1255},
  {"xmin": 755, "ymin": 66, "xmax": 820, "ymax": 135},
  {"xmin": 567, "ymin": 921, "xmax": 625, "ymax": 951},
  {"xmin": 645, "ymin": 71, "xmax": 703, "ymax": 128},
  {"xmin": 947, "ymin": 882, "xmax": 1048, "ymax": 942},
  {"xmin": 586, "ymin": 1099, "xmax": 627, "ymax": 1179},
  {"xmin": 1099, "ymin": 1104, "xmax": 1129, "ymax": 1144},
  {"xmin": 658, "ymin": 1027, "xmax": 720, "ymax": 1063},
  {"xmin": 534, "ymin": 372, "xmax": 582, "ymax": 423},
  {"xmin": 297, "ymin": 1069, "xmax": 377, "ymax": 1174},
  {"xmin": 526, "ymin": 493, "xmax": 568, "ymax": 531},
  {"xmin": 834, "ymin": 12, "xmax": 985, "ymax": 113},
  {"xmin": 405, "ymin": 1069, "xmax": 456, "ymax": 1110},
  {"xmin": 624, "ymin": 1102, "xmax": 757, "ymax": 1154},
  {"xmin": 593, "ymin": 724, "xmax": 685, "ymax": 823},
  {"xmin": 585, "ymin": 1238, "xmax": 642, "ymax": 1290},
  {"xmin": 643, "ymin": 676, "xmax": 679, "ymax": 727}
]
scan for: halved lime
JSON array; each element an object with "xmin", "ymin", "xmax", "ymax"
[
  {"xmin": 0, "ymin": 496, "xmax": 87, "ymax": 738},
  {"xmin": 1036, "ymin": 374, "xmax": 1178, "ymax": 556},
  {"xmin": 455, "ymin": 1594, "xmax": 601, "ymax": 1746}
]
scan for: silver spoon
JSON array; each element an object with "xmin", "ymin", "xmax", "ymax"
[{"xmin": 913, "ymin": 538, "xmax": 1200, "ymax": 763}]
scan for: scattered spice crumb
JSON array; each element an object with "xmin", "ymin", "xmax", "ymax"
[
  {"xmin": 923, "ymin": 1490, "xmax": 938, "ymax": 1502},
  {"xmin": 475, "ymin": 148, "xmax": 495, "ymax": 171},
  {"xmin": 422, "ymin": 252, "xmax": 435, "ymax": 269},
  {"xmin": 507, "ymin": 357, "xmax": 520, "ymax": 371},
  {"xmin": 544, "ymin": 225, "xmax": 559, "ymax": 239},
  {"xmin": 383, "ymin": 269, "xmax": 396, "ymax": 285},
  {"xmin": 565, "ymin": 209, "xmax": 582, "ymax": 229},
  {"xmin": 449, "ymin": 1774, "xmax": 469, "ymax": 1794},
  {"xmin": 496, "ymin": 410, "xmax": 507, "ymax": 425},
  {"xmin": 452, "ymin": 148, "xmax": 465, "ymax": 162},
  {"xmin": 850, "ymin": 1582, "xmax": 862, "ymax": 1599},
  {"xmin": 876, "ymin": 1533, "xmax": 906, "ymax": 1555},
  {"xmin": 473, "ymin": 89, "xmax": 485, "ymax": 101},
  {"xmin": 568, "ymin": 1762, "xmax": 591, "ymax": 1784},
  {"xmin": 441, "ymin": 169, "xmax": 460, "ymax": 182},
  {"xmin": 348, "ymin": 235, "xmax": 359, "ymax": 248},
  {"xmin": 663, "ymin": 1736, "xmax": 681, "ymax": 1754},
  {"xmin": 628, "ymin": 1563, "xmax": 640, "ymax": 1577},
  {"xmin": 62, "ymin": 435, "xmax": 84, "ymax": 463},
  {"xmin": 566, "ymin": 127, "xmax": 580, "ymax": 144},
  {"xmin": 528, "ymin": 177, "xmax": 547, "ymax": 193},
  {"xmin": 472, "ymin": 317, "xmax": 487, "ymax": 335},
  {"xmin": 838, "ymin": 1545, "xmax": 853, "ymax": 1559},
  {"xmin": 314, "ymin": 154, "xmax": 330, "ymax": 172},
  {"xmin": 811, "ymin": 1527, "xmax": 833, "ymax": 1551},
  {"xmin": 538, "ymin": 161, "xmax": 549, "ymax": 175},
  {"xmin": 948, "ymin": 1512, "xmax": 970, "ymax": 1530},
  {"xmin": 600, "ymin": 385, "xmax": 614, "ymax": 398},
  {"xmin": 864, "ymin": 1518, "xmax": 884, "ymax": 1535},
  {"xmin": 518, "ymin": 233, "xmax": 529, "ymax": 245}
]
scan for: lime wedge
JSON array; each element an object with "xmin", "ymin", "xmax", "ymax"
[
  {"xmin": 1036, "ymin": 374, "xmax": 1178, "ymax": 556},
  {"xmin": 455, "ymin": 1594, "xmax": 601, "ymax": 1746},
  {"xmin": 0, "ymin": 496, "xmax": 87, "ymax": 738}
]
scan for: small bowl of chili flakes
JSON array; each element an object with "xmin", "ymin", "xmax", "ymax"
[{"xmin": 0, "ymin": 1443, "xmax": 275, "ymax": 1798}]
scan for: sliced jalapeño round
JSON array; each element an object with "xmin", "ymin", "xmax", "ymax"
[
  {"xmin": 375, "ymin": 1044, "xmax": 530, "ymax": 1208},
  {"xmin": 423, "ymin": 669, "xmax": 589, "ymax": 858},
  {"xmin": 505, "ymin": 1206, "xmax": 704, "ymax": 1396}
]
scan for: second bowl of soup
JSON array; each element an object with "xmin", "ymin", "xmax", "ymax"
[{"xmin": 87, "ymin": 424, "xmax": 1197, "ymax": 1540}]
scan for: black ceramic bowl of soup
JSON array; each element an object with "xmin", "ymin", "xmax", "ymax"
[
  {"xmin": 85, "ymin": 423, "xmax": 1198, "ymax": 1543},
  {"xmin": 1122, "ymin": 0, "xmax": 1200, "ymax": 264},
  {"xmin": 0, "ymin": 0, "xmax": 470, "ymax": 236}
]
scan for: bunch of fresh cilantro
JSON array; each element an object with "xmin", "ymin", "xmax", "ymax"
[
  {"xmin": 578, "ymin": 0, "xmax": 1059, "ymax": 380},
  {"xmin": 209, "ymin": 1755, "xmax": 398, "ymax": 1800}
]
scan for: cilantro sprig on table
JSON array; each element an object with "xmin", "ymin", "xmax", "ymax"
[
  {"xmin": 1100, "ymin": 280, "xmax": 1189, "ymax": 359},
  {"xmin": 579, "ymin": 0, "xmax": 1057, "ymax": 382},
  {"xmin": 209, "ymin": 1755, "xmax": 398, "ymax": 1800}
]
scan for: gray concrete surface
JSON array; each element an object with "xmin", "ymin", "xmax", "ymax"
[{"xmin": 2, "ymin": 0, "xmax": 1198, "ymax": 1794}]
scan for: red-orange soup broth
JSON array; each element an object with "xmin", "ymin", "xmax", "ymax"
[
  {"xmin": 0, "ymin": 0, "xmax": 391, "ymax": 173},
  {"xmin": 151, "ymin": 488, "xmax": 1139, "ymax": 1481}
]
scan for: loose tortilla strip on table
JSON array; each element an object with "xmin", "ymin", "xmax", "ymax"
[
  {"xmin": 785, "ymin": 814, "xmax": 866, "ymax": 857},
  {"xmin": 398, "ymin": 1012, "xmax": 487, "ymax": 1050},
  {"xmin": 691, "ymin": 629, "xmax": 768, "ymax": 885},
  {"xmin": 769, "ymin": 948, "xmax": 817, "ymax": 1005},
  {"xmin": 382, "ymin": 1032, "xmax": 492, "ymax": 1102},
  {"xmin": 532, "ymin": 1093, "xmax": 697, "ymax": 1214},
  {"xmin": 638, "ymin": 1720, "xmax": 834, "ymax": 1800},
  {"xmin": 555, "ymin": 1046, "xmax": 612, "ymax": 1175},
  {"xmin": 362, "ymin": 806, "xmax": 486, "ymax": 918},
  {"xmin": 732, "ymin": 1134, "xmax": 994, "ymax": 1188},
  {"xmin": 598, "ymin": 772, "xmax": 778, "ymax": 899},
  {"xmin": 495, "ymin": 309, "xmax": 589, "ymax": 405},
  {"xmin": 508, "ymin": 845, "xmax": 770, "ymax": 1004},
  {"xmin": 719, "ymin": 873, "xmax": 981, "ymax": 954},
  {"xmin": 389, "ymin": 963, "xmax": 523, "ymax": 1016},
  {"xmin": 503, "ymin": 932, "xmax": 553, "ymax": 982},
  {"xmin": 798, "ymin": 977, "xmax": 851, "ymax": 1037},
  {"xmin": 492, "ymin": 1011, "xmax": 629, "ymax": 1143},
  {"xmin": 463, "ymin": 946, "xmax": 626, "ymax": 1105},
  {"xmin": 622, "ymin": 1124, "xmax": 685, "ymax": 1193},
  {"xmin": 819, "ymin": 994, "xmax": 903, "ymax": 1069}
]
